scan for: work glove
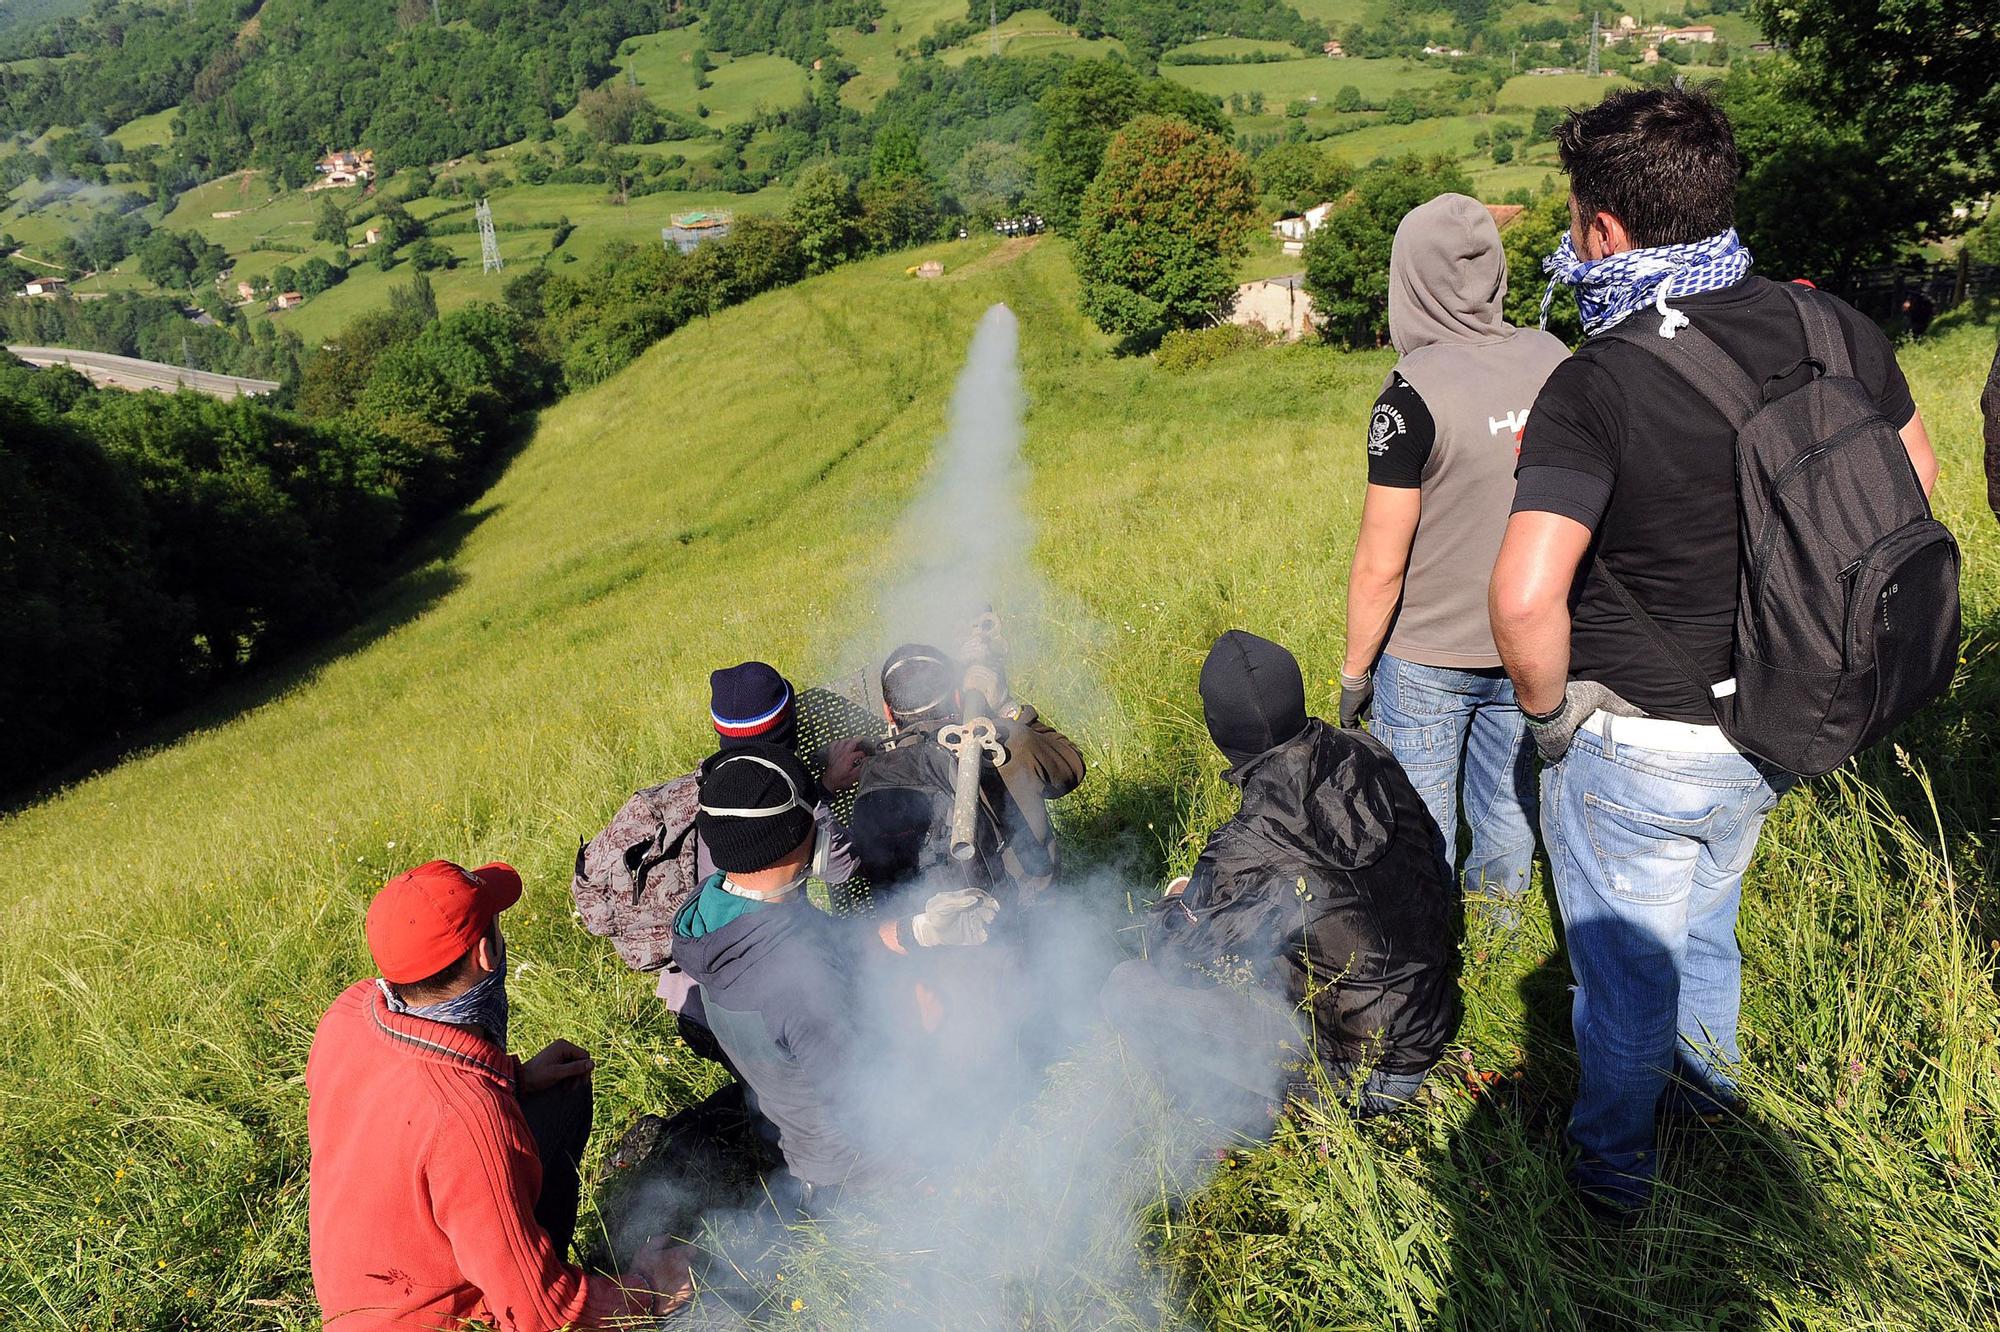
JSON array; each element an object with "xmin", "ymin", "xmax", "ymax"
[
  {"xmin": 909, "ymin": 888, "xmax": 1000, "ymax": 947},
  {"xmin": 961, "ymin": 662, "xmax": 1009, "ymax": 715},
  {"xmin": 1525, "ymin": 681, "xmax": 1646, "ymax": 763},
  {"xmin": 1337, "ymin": 671, "xmax": 1374, "ymax": 728}
]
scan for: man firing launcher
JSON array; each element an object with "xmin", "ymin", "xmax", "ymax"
[{"xmin": 848, "ymin": 633, "xmax": 1085, "ymax": 915}]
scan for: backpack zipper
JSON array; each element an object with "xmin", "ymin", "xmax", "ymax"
[{"xmin": 1747, "ymin": 416, "xmax": 1879, "ymax": 610}]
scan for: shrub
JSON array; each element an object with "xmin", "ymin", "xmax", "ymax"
[{"xmin": 1155, "ymin": 323, "xmax": 1269, "ymax": 373}]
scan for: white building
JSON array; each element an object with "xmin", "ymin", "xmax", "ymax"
[{"xmin": 1229, "ymin": 274, "xmax": 1315, "ymax": 341}]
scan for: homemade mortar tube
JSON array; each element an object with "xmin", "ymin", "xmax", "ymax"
[{"xmin": 940, "ymin": 685, "xmax": 1006, "ymax": 862}]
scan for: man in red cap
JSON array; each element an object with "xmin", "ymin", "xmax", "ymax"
[{"xmin": 308, "ymin": 859, "xmax": 691, "ymax": 1329}]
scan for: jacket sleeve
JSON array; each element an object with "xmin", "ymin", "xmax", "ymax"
[
  {"xmin": 1000, "ymin": 703, "xmax": 1086, "ymax": 800},
  {"xmin": 1983, "ymin": 337, "xmax": 1999, "ymax": 518},
  {"xmin": 424, "ymin": 1078, "xmax": 651, "ymax": 1330},
  {"xmin": 812, "ymin": 800, "xmax": 860, "ymax": 886},
  {"xmin": 1142, "ymin": 849, "xmax": 1292, "ymax": 978}
]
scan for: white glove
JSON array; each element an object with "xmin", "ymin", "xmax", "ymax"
[{"xmin": 909, "ymin": 889, "xmax": 1000, "ymax": 947}]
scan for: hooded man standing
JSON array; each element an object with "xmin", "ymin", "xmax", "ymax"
[
  {"xmin": 1101, "ymin": 631, "xmax": 1459, "ymax": 1122},
  {"xmin": 308, "ymin": 860, "xmax": 691, "ymax": 1329},
  {"xmin": 1338, "ymin": 193, "xmax": 1570, "ymax": 923}
]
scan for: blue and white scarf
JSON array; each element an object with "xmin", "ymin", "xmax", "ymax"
[
  {"xmin": 1541, "ymin": 227, "xmax": 1753, "ymax": 339},
  {"xmin": 378, "ymin": 970, "xmax": 510, "ymax": 1049}
]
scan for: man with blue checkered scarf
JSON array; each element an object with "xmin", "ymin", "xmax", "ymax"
[{"xmin": 1487, "ymin": 86, "xmax": 1939, "ymax": 1220}]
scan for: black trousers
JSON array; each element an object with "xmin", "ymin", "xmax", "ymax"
[{"xmin": 518, "ymin": 1074, "xmax": 593, "ymax": 1259}]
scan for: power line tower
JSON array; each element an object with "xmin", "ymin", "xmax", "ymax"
[
  {"xmin": 477, "ymin": 198, "xmax": 502, "ymax": 274},
  {"xmin": 1588, "ymin": 10, "xmax": 1601, "ymax": 76},
  {"xmin": 989, "ymin": 0, "xmax": 999, "ymax": 56},
  {"xmin": 431, "ymin": 0, "xmax": 441, "ymax": 24}
]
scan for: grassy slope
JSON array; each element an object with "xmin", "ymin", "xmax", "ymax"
[
  {"xmin": 4, "ymin": 239, "xmax": 1999, "ymax": 1328},
  {"xmin": 935, "ymin": 7, "xmax": 1126, "ymax": 65}
]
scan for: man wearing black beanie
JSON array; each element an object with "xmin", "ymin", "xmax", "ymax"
[
  {"xmin": 672, "ymin": 742, "xmax": 998, "ymax": 1210},
  {"xmin": 1100, "ymin": 631, "xmax": 1460, "ymax": 1121}
]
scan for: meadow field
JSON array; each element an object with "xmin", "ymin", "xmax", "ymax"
[{"xmin": 1, "ymin": 235, "xmax": 1995, "ymax": 1329}]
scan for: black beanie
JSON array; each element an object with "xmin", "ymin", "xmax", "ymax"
[
  {"xmin": 1199, "ymin": 630, "xmax": 1309, "ymax": 766},
  {"xmin": 696, "ymin": 742, "xmax": 817, "ymax": 874},
  {"xmin": 710, "ymin": 661, "xmax": 798, "ymax": 751},
  {"xmin": 881, "ymin": 643, "xmax": 958, "ymax": 723}
]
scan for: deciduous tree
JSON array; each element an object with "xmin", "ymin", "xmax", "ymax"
[
  {"xmin": 1072, "ymin": 114, "xmax": 1258, "ymax": 343},
  {"xmin": 1302, "ymin": 154, "xmax": 1472, "ymax": 349}
]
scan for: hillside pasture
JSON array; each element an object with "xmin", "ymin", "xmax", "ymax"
[
  {"xmin": 612, "ymin": 26, "xmax": 811, "ymax": 127},
  {"xmin": 105, "ymin": 104, "xmax": 178, "ymax": 151},
  {"xmin": 936, "ymin": 8, "xmax": 1126, "ymax": 64},
  {"xmin": 1164, "ymin": 37, "xmax": 1303, "ymax": 59},
  {"xmin": 1169, "ymin": 52, "xmax": 1459, "ymax": 108},
  {"xmin": 832, "ymin": 0, "xmax": 966, "ymax": 109},
  {"xmin": 1494, "ymin": 71, "xmax": 1629, "ymax": 109}
]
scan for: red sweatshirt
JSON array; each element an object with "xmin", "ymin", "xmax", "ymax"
[{"xmin": 306, "ymin": 981, "xmax": 649, "ymax": 1330}]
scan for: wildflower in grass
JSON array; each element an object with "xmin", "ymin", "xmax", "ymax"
[{"xmin": 791, "ymin": 1298, "xmax": 805, "ymax": 1312}]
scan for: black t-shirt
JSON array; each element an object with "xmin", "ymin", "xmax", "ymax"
[
  {"xmin": 1365, "ymin": 371, "xmax": 1437, "ymax": 488},
  {"xmin": 1515, "ymin": 277, "xmax": 1916, "ymax": 722}
]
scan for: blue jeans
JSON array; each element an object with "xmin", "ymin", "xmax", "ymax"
[
  {"xmin": 1370, "ymin": 653, "xmax": 1538, "ymax": 917},
  {"xmin": 1542, "ymin": 724, "xmax": 1789, "ymax": 1209}
]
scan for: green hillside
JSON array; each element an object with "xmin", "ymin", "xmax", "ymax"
[{"xmin": 1, "ymin": 235, "xmax": 1996, "ymax": 1327}]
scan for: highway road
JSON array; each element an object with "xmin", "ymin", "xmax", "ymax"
[{"xmin": 5, "ymin": 345, "xmax": 280, "ymax": 400}]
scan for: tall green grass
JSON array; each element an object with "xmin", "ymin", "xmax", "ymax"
[{"xmin": 0, "ymin": 236, "xmax": 1994, "ymax": 1328}]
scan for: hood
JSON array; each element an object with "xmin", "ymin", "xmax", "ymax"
[
  {"xmin": 1199, "ymin": 630, "xmax": 1309, "ymax": 767},
  {"xmin": 1230, "ymin": 719, "xmax": 1397, "ymax": 872},
  {"xmin": 672, "ymin": 881, "xmax": 809, "ymax": 997},
  {"xmin": 1389, "ymin": 192, "xmax": 1509, "ymax": 355}
]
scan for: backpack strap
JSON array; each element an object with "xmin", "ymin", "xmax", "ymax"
[
  {"xmin": 1783, "ymin": 283, "xmax": 1853, "ymax": 379},
  {"xmin": 1594, "ymin": 567, "xmax": 1730, "ymax": 711},
  {"xmin": 1601, "ymin": 314, "xmax": 1763, "ymax": 429},
  {"xmin": 1591, "ymin": 309, "xmax": 1758, "ymax": 711}
]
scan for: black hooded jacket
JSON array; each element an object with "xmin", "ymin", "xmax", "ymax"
[{"xmin": 1147, "ymin": 719, "xmax": 1460, "ymax": 1074}]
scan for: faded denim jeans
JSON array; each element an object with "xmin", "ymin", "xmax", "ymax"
[
  {"xmin": 1370, "ymin": 653, "xmax": 1538, "ymax": 920},
  {"xmin": 1542, "ymin": 723, "xmax": 1789, "ymax": 1209}
]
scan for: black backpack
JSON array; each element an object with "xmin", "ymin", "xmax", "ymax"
[{"xmin": 1601, "ymin": 285, "xmax": 1959, "ymax": 777}]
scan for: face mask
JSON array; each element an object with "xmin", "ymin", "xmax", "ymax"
[{"xmin": 380, "ymin": 929, "xmax": 510, "ymax": 1048}]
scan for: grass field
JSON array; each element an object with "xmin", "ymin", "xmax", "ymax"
[
  {"xmin": 935, "ymin": 8, "xmax": 1125, "ymax": 65},
  {"xmin": 1, "ymin": 234, "xmax": 1996, "ymax": 1328},
  {"xmin": 105, "ymin": 105, "xmax": 178, "ymax": 151},
  {"xmin": 607, "ymin": 26, "xmax": 810, "ymax": 128},
  {"xmin": 830, "ymin": 0, "xmax": 966, "ymax": 109},
  {"xmin": 1165, "ymin": 37, "xmax": 1304, "ymax": 60},
  {"xmin": 1167, "ymin": 53, "xmax": 1458, "ymax": 111},
  {"xmin": 1494, "ymin": 72, "xmax": 1631, "ymax": 109}
]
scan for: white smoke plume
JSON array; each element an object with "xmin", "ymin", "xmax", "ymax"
[
  {"xmin": 873, "ymin": 302, "xmax": 1031, "ymax": 656},
  {"xmin": 648, "ymin": 304, "xmax": 1293, "ymax": 1327}
]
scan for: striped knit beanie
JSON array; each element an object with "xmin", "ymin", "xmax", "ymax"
[{"xmin": 710, "ymin": 662, "xmax": 797, "ymax": 750}]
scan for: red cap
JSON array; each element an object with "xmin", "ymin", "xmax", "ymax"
[{"xmin": 365, "ymin": 860, "xmax": 522, "ymax": 984}]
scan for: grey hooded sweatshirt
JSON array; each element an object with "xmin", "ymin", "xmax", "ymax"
[{"xmin": 1379, "ymin": 192, "xmax": 1569, "ymax": 669}]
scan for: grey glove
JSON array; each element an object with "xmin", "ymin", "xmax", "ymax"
[
  {"xmin": 961, "ymin": 662, "xmax": 1009, "ymax": 714},
  {"xmin": 909, "ymin": 889, "xmax": 1000, "ymax": 947},
  {"xmin": 1525, "ymin": 680, "xmax": 1646, "ymax": 762},
  {"xmin": 1338, "ymin": 671, "xmax": 1374, "ymax": 728}
]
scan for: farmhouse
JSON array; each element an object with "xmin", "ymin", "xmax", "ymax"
[
  {"xmin": 1229, "ymin": 273, "xmax": 1315, "ymax": 341},
  {"xmin": 1484, "ymin": 203, "xmax": 1526, "ymax": 231},
  {"xmin": 237, "ymin": 280, "xmax": 256, "ymax": 300},
  {"xmin": 274, "ymin": 290, "xmax": 304, "ymax": 310},
  {"xmin": 1274, "ymin": 201, "xmax": 1337, "ymax": 254},
  {"xmin": 1322, "ymin": 38, "xmax": 1346, "ymax": 57},
  {"xmin": 1663, "ymin": 23, "xmax": 1717, "ymax": 42},
  {"xmin": 315, "ymin": 148, "xmax": 376, "ymax": 187},
  {"xmin": 23, "ymin": 276, "xmax": 67, "ymax": 297}
]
